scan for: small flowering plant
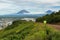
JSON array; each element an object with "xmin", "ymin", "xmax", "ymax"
[
  {"xmin": 43, "ymin": 20, "xmax": 47, "ymax": 30},
  {"xmin": 44, "ymin": 20, "xmax": 47, "ymax": 24}
]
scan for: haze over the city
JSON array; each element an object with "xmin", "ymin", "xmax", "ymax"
[{"xmin": 0, "ymin": 0, "xmax": 60, "ymax": 15}]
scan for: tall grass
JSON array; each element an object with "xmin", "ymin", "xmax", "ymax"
[{"xmin": 0, "ymin": 20, "xmax": 60, "ymax": 40}]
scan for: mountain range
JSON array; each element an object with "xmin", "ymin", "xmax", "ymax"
[{"xmin": 0, "ymin": 10, "xmax": 53, "ymax": 18}]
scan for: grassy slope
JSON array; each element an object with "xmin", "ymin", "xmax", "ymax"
[{"xmin": 0, "ymin": 21, "xmax": 60, "ymax": 40}]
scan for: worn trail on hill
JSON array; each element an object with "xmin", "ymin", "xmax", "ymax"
[{"xmin": 47, "ymin": 24, "xmax": 60, "ymax": 30}]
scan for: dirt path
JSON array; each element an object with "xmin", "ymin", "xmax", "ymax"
[
  {"xmin": 39, "ymin": 23, "xmax": 60, "ymax": 30},
  {"xmin": 48, "ymin": 24, "xmax": 60, "ymax": 30}
]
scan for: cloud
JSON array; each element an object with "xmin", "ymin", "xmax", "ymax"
[
  {"xmin": 0, "ymin": 3, "xmax": 10, "ymax": 9},
  {"xmin": 0, "ymin": 2, "xmax": 21, "ymax": 15},
  {"xmin": 0, "ymin": 0, "xmax": 60, "ymax": 15},
  {"xmin": 51, "ymin": 6, "xmax": 60, "ymax": 8}
]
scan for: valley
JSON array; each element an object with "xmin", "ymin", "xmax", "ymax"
[{"xmin": 0, "ymin": 17, "xmax": 36, "ymax": 30}]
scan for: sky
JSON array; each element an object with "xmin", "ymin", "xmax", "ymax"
[{"xmin": 0, "ymin": 0, "xmax": 60, "ymax": 15}]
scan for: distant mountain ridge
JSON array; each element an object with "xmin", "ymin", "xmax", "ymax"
[
  {"xmin": 17, "ymin": 10, "xmax": 29, "ymax": 14},
  {"xmin": 0, "ymin": 10, "xmax": 53, "ymax": 18}
]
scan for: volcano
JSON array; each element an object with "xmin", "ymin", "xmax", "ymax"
[
  {"xmin": 17, "ymin": 10, "xmax": 29, "ymax": 14},
  {"xmin": 46, "ymin": 10, "xmax": 53, "ymax": 14}
]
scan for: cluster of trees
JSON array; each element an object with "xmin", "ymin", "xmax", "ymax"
[{"xmin": 36, "ymin": 10, "xmax": 60, "ymax": 24}]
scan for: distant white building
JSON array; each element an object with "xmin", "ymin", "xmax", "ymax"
[{"xmin": 21, "ymin": 18, "xmax": 36, "ymax": 22}]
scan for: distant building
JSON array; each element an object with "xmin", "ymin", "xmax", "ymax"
[{"xmin": 21, "ymin": 18, "xmax": 36, "ymax": 22}]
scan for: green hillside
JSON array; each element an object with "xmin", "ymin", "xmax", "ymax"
[
  {"xmin": 0, "ymin": 20, "xmax": 60, "ymax": 40},
  {"xmin": 36, "ymin": 10, "xmax": 60, "ymax": 24}
]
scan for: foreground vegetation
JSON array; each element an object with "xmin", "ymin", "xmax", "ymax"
[{"xmin": 0, "ymin": 20, "xmax": 60, "ymax": 40}]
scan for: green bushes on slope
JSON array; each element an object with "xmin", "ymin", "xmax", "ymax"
[
  {"xmin": 36, "ymin": 10, "xmax": 60, "ymax": 24},
  {"xmin": 0, "ymin": 20, "xmax": 60, "ymax": 40}
]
